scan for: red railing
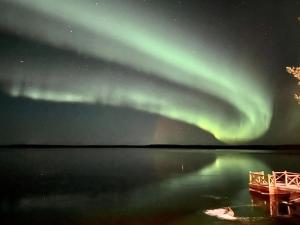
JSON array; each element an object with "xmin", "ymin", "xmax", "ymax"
[
  {"xmin": 250, "ymin": 171, "xmax": 300, "ymax": 188},
  {"xmin": 249, "ymin": 171, "xmax": 268, "ymax": 185}
]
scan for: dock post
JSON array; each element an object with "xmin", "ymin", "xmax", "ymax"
[
  {"xmin": 272, "ymin": 171, "xmax": 276, "ymax": 187},
  {"xmin": 269, "ymin": 194, "xmax": 278, "ymax": 216},
  {"xmin": 284, "ymin": 170, "xmax": 287, "ymax": 186}
]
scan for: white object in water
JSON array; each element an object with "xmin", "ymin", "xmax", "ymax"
[{"xmin": 204, "ymin": 207, "xmax": 237, "ymax": 221}]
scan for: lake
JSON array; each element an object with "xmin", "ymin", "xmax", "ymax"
[{"xmin": 0, "ymin": 148, "xmax": 299, "ymax": 225}]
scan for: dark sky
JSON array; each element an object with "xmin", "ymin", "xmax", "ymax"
[{"xmin": 0, "ymin": 0, "xmax": 299, "ymax": 145}]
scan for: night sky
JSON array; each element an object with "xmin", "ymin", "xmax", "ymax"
[{"xmin": 0, "ymin": 0, "xmax": 299, "ymax": 145}]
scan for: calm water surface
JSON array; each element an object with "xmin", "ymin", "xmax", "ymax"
[{"xmin": 0, "ymin": 148, "xmax": 300, "ymax": 225}]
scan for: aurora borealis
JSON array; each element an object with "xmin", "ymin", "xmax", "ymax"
[
  {"xmin": 0, "ymin": 0, "xmax": 299, "ymax": 144},
  {"xmin": 1, "ymin": 2, "xmax": 300, "ymax": 223}
]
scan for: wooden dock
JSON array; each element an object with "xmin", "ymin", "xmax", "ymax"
[
  {"xmin": 249, "ymin": 171, "xmax": 300, "ymax": 217},
  {"xmin": 249, "ymin": 171, "xmax": 300, "ymax": 195}
]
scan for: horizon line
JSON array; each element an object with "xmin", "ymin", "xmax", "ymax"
[{"xmin": 0, "ymin": 144, "xmax": 300, "ymax": 151}]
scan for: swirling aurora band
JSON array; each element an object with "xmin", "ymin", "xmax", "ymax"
[{"xmin": 0, "ymin": 0, "xmax": 273, "ymax": 143}]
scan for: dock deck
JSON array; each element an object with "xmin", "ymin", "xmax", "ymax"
[{"xmin": 249, "ymin": 171, "xmax": 300, "ymax": 195}]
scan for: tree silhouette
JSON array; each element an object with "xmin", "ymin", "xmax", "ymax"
[
  {"xmin": 286, "ymin": 67, "xmax": 300, "ymax": 104},
  {"xmin": 286, "ymin": 17, "xmax": 300, "ymax": 104}
]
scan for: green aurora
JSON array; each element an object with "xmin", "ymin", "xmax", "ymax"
[{"xmin": 0, "ymin": 0, "xmax": 273, "ymax": 143}]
